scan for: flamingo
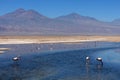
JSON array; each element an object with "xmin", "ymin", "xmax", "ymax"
[
  {"xmin": 12, "ymin": 56, "xmax": 21, "ymax": 61},
  {"xmin": 96, "ymin": 57, "xmax": 103, "ymax": 65},
  {"xmin": 86, "ymin": 56, "xmax": 90, "ymax": 64}
]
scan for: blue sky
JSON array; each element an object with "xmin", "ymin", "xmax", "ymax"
[{"xmin": 0, "ymin": 0, "xmax": 120, "ymax": 21}]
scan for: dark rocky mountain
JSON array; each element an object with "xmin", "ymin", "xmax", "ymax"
[{"xmin": 0, "ymin": 8, "xmax": 120, "ymax": 35}]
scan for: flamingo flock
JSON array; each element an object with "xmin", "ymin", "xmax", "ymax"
[{"xmin": 86, "ymin": 56, "xmax": 103, "ymax": 69}]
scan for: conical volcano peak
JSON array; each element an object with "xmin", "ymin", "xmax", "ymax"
[{"xmin": 14, "ymin": 8, "xmax": 26, "ymax": 13}]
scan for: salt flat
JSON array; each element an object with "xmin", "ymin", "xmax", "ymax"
[{"xmin": 0, "ymin": 36, "xmax": 120, "ymax": 44}]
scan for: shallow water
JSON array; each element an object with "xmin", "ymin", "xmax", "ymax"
[{"xmin": 0, "ymin": 42, "xmax": 120, "ymax": 80}]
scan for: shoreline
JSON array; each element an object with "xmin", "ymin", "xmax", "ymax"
[{"xmin": 0, "ymin": 36, "xmax": 120, "ymax": 44}]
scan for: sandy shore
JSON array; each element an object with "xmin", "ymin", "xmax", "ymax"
[{"xmin": 0, "ymin": 36, "xmax": 120, "ymax": 44}]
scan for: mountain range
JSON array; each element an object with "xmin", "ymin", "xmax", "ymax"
[{"xmin": 0, "ymin": 8, "xmax": 120, "ymax": 35}]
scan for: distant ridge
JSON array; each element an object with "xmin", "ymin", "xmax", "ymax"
[{"xmin": 0, "ymin": 8, "xmax": 120, "ymax": 35}]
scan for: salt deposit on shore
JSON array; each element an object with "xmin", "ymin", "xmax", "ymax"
[
  {"xmin": 0, "ymin": 38, "xmax": 106, "ymax": 44},
  {"xmin": 0, "ymin": 36, "xmax": 119, "ymax": 44}
]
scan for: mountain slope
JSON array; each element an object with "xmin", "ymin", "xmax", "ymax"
[{"xmin": 0, "ymin": 8, "xmax": 120, "ymax": 35}]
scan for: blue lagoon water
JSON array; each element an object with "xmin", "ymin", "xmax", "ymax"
[{"xmin": 0, "ymin": 42, "xmax": 120, "ymax": 80}]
